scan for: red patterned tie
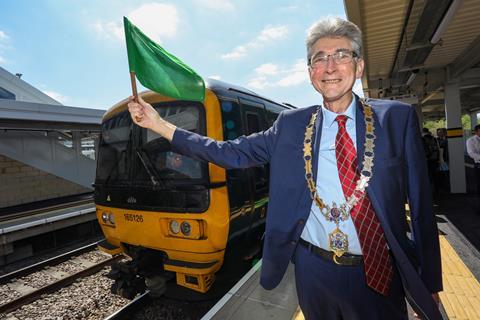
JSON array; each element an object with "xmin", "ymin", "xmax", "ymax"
[{"xmin": 335, "ymin": 115, "xmax": 393, "ymax": 295}]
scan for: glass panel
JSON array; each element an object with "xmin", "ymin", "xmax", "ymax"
[
  {"xmin": 220, "ymin": 100, "xmax": 243, "ymax": 140},
  {"xmin": 137, "ymin": 102, "xmax": 206, "ymax": 184},
  {"xmin": 81, "ymin": 134, "xmax": 98, "ymax": 160},
  {"xmin": 96, "ymin": 111, "xmax": 131, "ymax": 182},
  {"xmin": 56, "ymin": 132, "xmax": 73, "ymax": 149},
  {"xmin": 0, "ymin": 86, "xmax": 15, "ymax": 100},
  {"xmin": 246, "ymin": 112, "xmax": 260, "ymax": 135}
]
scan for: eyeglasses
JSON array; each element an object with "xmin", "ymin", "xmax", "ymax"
[{"xmin": 309, "ymin": 50, "xmax": 358, "ymax": 68}]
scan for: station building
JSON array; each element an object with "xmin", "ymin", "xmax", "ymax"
[
  {"xmin": 0, "ymin": 66, "xmax": 103, "ymax": 208},
  {"xmin": 0, "ymin": 66, "xmax": 103, "ymax": 264}
]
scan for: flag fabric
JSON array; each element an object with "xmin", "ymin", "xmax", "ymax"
[{"xmin": 123, "ymin": 16, "xmax": 205, "ymax": 102}]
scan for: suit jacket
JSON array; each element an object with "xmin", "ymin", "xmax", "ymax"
[{"xmin": 171, "ymin": 94, "xmax": 443, "ymax": 319}]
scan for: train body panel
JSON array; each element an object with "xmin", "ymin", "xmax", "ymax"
[{"xmin": 95, "ymin": 79, "xmax": 293, "ymax": 294}]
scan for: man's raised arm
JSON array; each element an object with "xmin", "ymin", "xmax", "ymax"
[{"xmin": 126, "ymin": 95, "xmax": 280, "ymax": 170}]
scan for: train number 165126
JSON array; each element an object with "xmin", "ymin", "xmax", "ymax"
[{"xmin": 124, "ymin": 213, "xmax": 144, "ymax": 223}]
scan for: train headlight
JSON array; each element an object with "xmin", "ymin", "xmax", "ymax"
[
  {"xmin": 181, "ymin": 221, "xmax": 191, "ymax": 236},
  {"xmin": 108, "ymin": 213, "xmax": 115, "ymax": 224},
  {"xmin": 101, "ymin": 212, "xmax": 108, "ymax": 223},
  {"xmin": 165, "ymin": 219, "xmax": 203, "ymax": 239},
  {"xmin": 169, "ymin": 220, "xmax": 180, "ymax": 234}
]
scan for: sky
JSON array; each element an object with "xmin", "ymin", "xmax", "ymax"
[{"xmin": 0, "ymin": 0, "xmax": 362, "ymax": 110}]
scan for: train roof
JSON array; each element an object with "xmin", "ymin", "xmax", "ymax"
[
  {"xmin": 102, "ymin": 79, "xmax": 296, "ymax": 121},
  {"xmin": 205, "ymin": 78, "xmax": 296, "ymax": 109}
]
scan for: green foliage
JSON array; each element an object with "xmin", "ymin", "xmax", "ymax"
[{"xmin": 423, "ymin": 114, "xmax": 472, "ymax": 135}]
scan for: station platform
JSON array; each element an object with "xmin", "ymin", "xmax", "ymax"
[
  {"xmin": 202, "ymin": 193, "xmax": 480, "ymax": 320},
  {"xmin": 0, "ymin": 200, "xmax": 96, "ymax": 265},
  {"xmin": 0, "ymin": 202, "xmax": 95, "ymax": 235},
  {"xmin": 202, "ymin": 261, "xmax": 297, "ymax": 320}
]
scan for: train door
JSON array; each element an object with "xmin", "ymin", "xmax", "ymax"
[
  {"xmin": 239, "ymin": 99, "xmax": 269, "ymax": 234},
  {"xmin": 219, "ymin": 99, "xmax": 252, "ymax": 240}
]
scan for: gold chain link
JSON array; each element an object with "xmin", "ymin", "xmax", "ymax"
[{"xmin": 303, "ymin": 99, "xmax": 377, "ymax": 217}]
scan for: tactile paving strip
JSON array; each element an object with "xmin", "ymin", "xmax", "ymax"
[{"xmin": 439, "ymin": 236, "xmax": 480, "ymax": 319}]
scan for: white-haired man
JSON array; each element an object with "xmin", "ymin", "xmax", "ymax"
[{"xmin": 128, "ymin": 17, "xmax": 442, "ymax": 320}]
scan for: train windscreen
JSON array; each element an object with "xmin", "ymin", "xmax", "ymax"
[
  {"xmin": 136, "ymin": 102, "xmax": 206, "ymax": 184},
  {"xmin": 96, "ymin": 101, "xmax": 207, "ymax": 187}
]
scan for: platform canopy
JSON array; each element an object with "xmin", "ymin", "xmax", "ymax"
[{"xmin": 345, "ymin": 0, "xmax": 480, "ymax": 119}]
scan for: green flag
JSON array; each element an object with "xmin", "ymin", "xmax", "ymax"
[{"xmin": 123, "ymin": 16, "xmax": 205, "ymax": 102}]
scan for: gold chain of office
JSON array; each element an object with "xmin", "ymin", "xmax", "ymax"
[{"xmin": 303, "ymin": 99, "xmax": 377, "ymax": 257}]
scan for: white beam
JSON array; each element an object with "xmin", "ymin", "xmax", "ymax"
[{"xmin": 444, "ymin": 80, "xmax": 467, "ymax": 193}]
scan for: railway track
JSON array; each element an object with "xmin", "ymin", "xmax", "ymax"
[
  {"xmin": 103, "ymin": 291, "xmax": 152, "ymax": 320},
  {"xmin": 102, "ymin": 291, "xmax": 217, "ymax": 320},
  {"xmin": 0, "ymin": 241, "xmax": 101, "ymax": 282},
  {"xmin": 0, "ymin": 243, "xmax": 244, "ymax": 319},
  {"xmin": 0, "ymin": 244, "xmax": 122, "ymax": 315},
  {"xmin": 0, "ymin": 255, "xmax": 121, "ymax": 314}
]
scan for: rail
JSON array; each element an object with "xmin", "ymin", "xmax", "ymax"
[{"xmin": 0, "ymin": 255, "xmax": 121, "ymax": 314}]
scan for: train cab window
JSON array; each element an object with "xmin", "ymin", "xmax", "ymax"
[
  {"xmin": 96, "ymin": 111, "xmax": 131, "ymax": 183},
  {"xmin": 153, "ymin": 103, "xmax": 202, "ymax": 134},
  {"xmin": 137, "ymin": 101, "xmax": 207, "ymax": 184},
  {"xmin": 96, "ymin": 101, "xmax": 208, "ymax": 212}
]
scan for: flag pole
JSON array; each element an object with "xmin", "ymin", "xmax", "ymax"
[
  {"xmin": 129, "ymin": 71, "xmax": 142, "ymax": 124},
  {"xmin": 130, "ymin": 71, "xmax": 138, "ymax": 101}
]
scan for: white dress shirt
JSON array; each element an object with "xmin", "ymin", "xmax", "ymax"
[
  {"xmin": 466, "ymin": 134, "xmax": 480, "ymax": 164},
  {"xmin": 300, "ymin": 96, "xmax": 362, "ymax": 254}
]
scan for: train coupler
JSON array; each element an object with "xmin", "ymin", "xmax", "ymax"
[{"xmin": 107, "ymin": 261, "xmax": 146, "ymax": 299}]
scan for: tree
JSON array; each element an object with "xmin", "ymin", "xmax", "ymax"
[{"xmin": 423, "ymin": 114, "xmax": 472, "ymax": 135}]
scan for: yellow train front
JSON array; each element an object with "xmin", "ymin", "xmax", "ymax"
[{"xmin": 94, "ymin": 79, "xmax": 292, "ymax": 298}]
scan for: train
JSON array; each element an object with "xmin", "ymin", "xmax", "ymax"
[{"xmin": 94, "ymin": 79, "xmax": 294, "ymax": 298}]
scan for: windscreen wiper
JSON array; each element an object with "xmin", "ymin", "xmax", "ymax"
[{"xmin": 135, "ymin": 149, "xmax": 167, "ymax": 189}]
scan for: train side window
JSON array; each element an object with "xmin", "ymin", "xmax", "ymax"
[
  {"xmin": 240, "ymin": 102, "xmax": 269, "ymax": 196},
  {"xmin": 265, "ymin": 103, "xmax": 285, "ymax": 127},
  {"xmin": 246, "ymin": 112, "xmax": 261, "ymax": 135},
  {"xmin": 220, "ymin": 100, "xmax": 243, "ymax": 140}
]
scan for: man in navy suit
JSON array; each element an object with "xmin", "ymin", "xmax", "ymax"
[{"xmin": 128, "ymin": 17, "xmax": 442, "ymax": 320}]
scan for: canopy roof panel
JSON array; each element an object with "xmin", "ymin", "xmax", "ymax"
[{"xmin": 345, "ymin": 0, "xmax": 480, "ymax": 118}]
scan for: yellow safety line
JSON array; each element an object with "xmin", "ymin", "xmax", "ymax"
[{"xmin": 439, "ymin": 236, "xmax": 480, "ymax": 319}]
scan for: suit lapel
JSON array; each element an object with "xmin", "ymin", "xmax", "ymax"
[
  {"xmin": 355, "ymin": 95, "xmax": 365, "ymax": 171},
  {"xmin": 312, "ymin": 106, "xmax": 323, "ymax": 183}
]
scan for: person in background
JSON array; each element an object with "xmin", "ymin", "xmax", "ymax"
[
  {"xmin": 127, "ymin": 17, "xmax": 442, "ymax": 320},
  {"xmin": 436, "ymin": 128, "xmax": 449, "ymax": 192},
  {"xmin": 422, "ymin": 128, "xmax": 440, "ymax": 201},
  {"xmin": 466, "ymin": 124, "xmax": 480, "ymax": 213},
  {"xmin": 165, "ymin": 151, "xmax": 201, "ymax": 179}
]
